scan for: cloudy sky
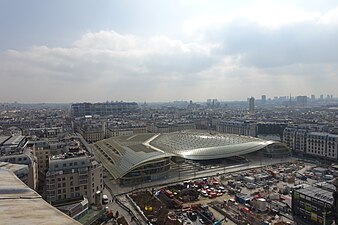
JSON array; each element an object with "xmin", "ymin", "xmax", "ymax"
[{"xmin": 0, "ymin": 0, "xmax": 338, "ymax": 103}]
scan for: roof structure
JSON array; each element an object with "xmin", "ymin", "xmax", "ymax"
[
  {"xmin": 92, "ymin": 130, "xmax": 280, "ymax": 179},
  {"xmin": 149, "ymin": 130, "xmax": 273, "ymax": 160},
  {"xmin": 0, "ymin": 169, "xmax": 80, "ymax": 225},
  {"xmin": 296, "ymin": 186, "xmax": 334, "ymax": 205}
]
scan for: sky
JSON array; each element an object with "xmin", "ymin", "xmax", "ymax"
[{"xmin": 0, "ymin": 0, "xmax": 338, "ymax": 103}]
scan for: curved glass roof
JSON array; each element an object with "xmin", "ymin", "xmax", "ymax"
[
  {"xmin": 149, "ymin": 130, "xmax": 273, "ymax": 160},
  {"xmin": 92, "ymin": 130, "xmax": 279, "ymax": 179}
]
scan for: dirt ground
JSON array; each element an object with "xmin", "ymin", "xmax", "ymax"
[{"xmin": 129, "ymin": 190, "xmax": 181, "ymax": 225}]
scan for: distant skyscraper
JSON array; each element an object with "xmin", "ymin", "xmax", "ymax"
[
  {"xmin": 249, "ymin": 97, "xmax": 255, "ymax": 114},
  {"xmin": 320, "ymin": 94, "xmax": 324, "ymax": 100},
  {"xmin": 261, "ymin": 95, "xmax": 266, "ymax": 104},
  {"xmin": 311, "ymin": 94, "xmax": 315, "ymax": 101},
  {"xmin": 296, "ymin": 96, "xmax": 307, "ymax": 107}
]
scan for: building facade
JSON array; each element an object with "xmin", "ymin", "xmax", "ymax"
[
  {"xmin": 292, "ymin": 186, "xmax": 334, "ymax": 225},
  {"xmin": 307, "ymin": 132, "xmax": 338, "ymax": 160},
  {"xmin": 283, "ymin": 126, "xmax": 338, "ymax": 161},
  {"xmin": 217, "ymin": 120, "xmax": 257, "ymax": 137},
  {"xmin": 45, "ymin": 155, "xmax": 103, "ymax": 205}
]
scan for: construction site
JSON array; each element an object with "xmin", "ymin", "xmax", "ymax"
[{"xmin": 119, "ymin": 161, "xmax": 315, "ymax": 225}]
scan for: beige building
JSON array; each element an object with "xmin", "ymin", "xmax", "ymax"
[
  {"xmin": 307, "ymin": 132, "xmax": 338, "ymax": 160},
  {"xmin": 108, "ymin": 125, "xmax": 147, "ymax": 137},
  {"xmin": 45, "ymin": 155, "xmax": 103, "ymax": 205},
  {"xmin": 217, "ymin": 120, "xmax": 257, "ymax": 137},
  {"xmin": 78, "ymin": 125, "xmax": 105, "ymax": 143},
  {"xmin": 33, "ymin": 141, "xmax": 52, "ymax": 174},
  {"xmin": 150, "ymin": 122, "xmax": 196, "ymax": 133}
]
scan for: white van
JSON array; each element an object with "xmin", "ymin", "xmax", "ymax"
[{"xmin": 102, "ymin": 195, "xmax": 109, "ymax": 204}]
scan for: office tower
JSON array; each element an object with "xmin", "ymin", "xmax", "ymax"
[
  {"xmin": 261, "ymin": 95, "xmax": 266, "ymax": 104},
  {"xmin": 311, "ymin": 94, "xmax": 315, "ymax": 101},
  {"xmin": 249, "ymin": 97, "xmax": 255, "ymax": 114}
]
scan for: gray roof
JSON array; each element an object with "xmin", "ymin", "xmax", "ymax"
[
  {"xmin": 296, "ymin": 186, "xmax": 334, "ymax": 205},
  {"xmin": 0, "ymin": 169, "xmax": 80, "ymax": 225},
  {"xmin": 0, "ymin": 136, "xmax": 10, "ymax": 145}
]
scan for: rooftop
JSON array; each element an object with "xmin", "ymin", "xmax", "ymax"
[
  {"xmin": 0, "ymin": 169, "xmax": 80, "ymax": 225},
  {"xmin": 0, "ymin": 136, "xmax": 10, "ymax": 145},
  {"xmin": 92, "ymin": 130, "xmax": 276, "ymax": 179},
  {"xmin": 296, "ymin": 186, "xmax": 334, "ymax": 205}
]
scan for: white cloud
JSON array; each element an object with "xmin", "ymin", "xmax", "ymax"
[
  {"xmin": 1, "ymin": 4, "xmax": 338, "ymax": 103},
  {"xmin": 183, "ymin": 3, "xmax": 338, "ymax": 35}
]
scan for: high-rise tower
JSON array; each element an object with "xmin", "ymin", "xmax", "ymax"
[{"xmin": 249, "ymin": 97, "xmax": 255, "ymax": 114}]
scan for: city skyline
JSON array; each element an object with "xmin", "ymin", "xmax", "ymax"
[{"xmin": 1, "ymin": 0, "xmax": 338, "ymax": 103}]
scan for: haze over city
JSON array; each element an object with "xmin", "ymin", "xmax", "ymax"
[{"xmin": 1, "ymin": 0, "xmax": 338, "ymax": 103}]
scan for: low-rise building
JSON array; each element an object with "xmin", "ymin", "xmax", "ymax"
[
  {"xmin": 77, "ymin": 124, "xmax": 105, "ymax": 143},
  {"xmin": 292, "ymin": 186, "xmax": 334, "ymax": 225}
]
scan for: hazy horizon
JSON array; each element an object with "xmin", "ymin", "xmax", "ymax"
[{"xmin": 1, "ymin": 0, "xmax": 338, "ymax": 103}]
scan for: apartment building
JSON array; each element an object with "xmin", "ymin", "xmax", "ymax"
[
  {"xmin": 283, "ymin": 126, "xmax": 338, "ymax": 161},
  {"xmin": 108, "ymin": 124, "xmax": 147, "ymax": 137},
  {"xmin": 33, "ymin": 140, "xmax": 52, "ymax": 173},
  {"xmin": 45, "ymin": 154, "xmax": 103, "ymax": 205},
  {"xmin": 77, "ymin": 124, "xmax": 105, "ymax": 143},
  {"xmin": 307, "ymin": 132, "xmax": 338, "ymax": 160},
  {"xmin": 217, "ymin": 120, "xmax": 257, "ymax": 137}
]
